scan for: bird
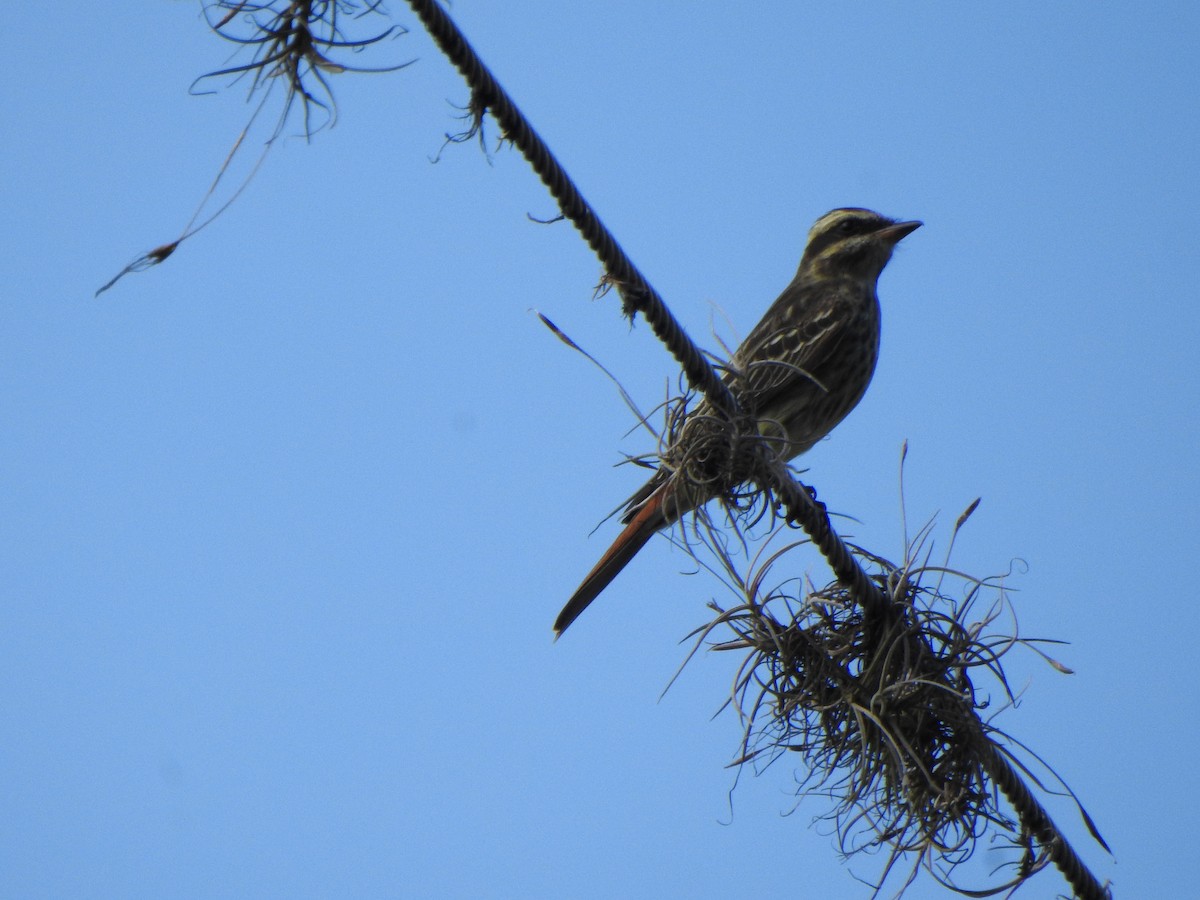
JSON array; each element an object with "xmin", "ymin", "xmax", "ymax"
[{"xmin": 553, "ymin": 208, "xmax": 921, "ymax": 638}]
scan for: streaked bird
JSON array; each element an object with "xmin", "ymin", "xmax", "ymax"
[{"xmin": 554, "ymin": 208, "xmax": 921, "ymax": 637}]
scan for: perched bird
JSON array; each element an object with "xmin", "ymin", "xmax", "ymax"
[{"xmin": 553, "ymin": 208, "xmax": 921, "ymax": 637}]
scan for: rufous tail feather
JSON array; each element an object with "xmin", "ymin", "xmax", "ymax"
[{"xmin": 553, "ymin": 490, "xmax": 668, "ymax": 638}]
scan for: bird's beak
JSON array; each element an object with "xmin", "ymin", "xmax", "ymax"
[{"xmin": 877, "ymin": 220, "xmax": 922, "ymax": 244}]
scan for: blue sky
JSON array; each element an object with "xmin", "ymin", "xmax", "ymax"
[{"xmin": 3, "ymin": 3, "xmax": 1197, "ymax": 897}]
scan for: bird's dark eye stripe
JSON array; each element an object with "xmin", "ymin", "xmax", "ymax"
[
  {"xmin": 835, "ymin": 214, "xmax": 882, "ymax": 236},
  {"xmin": 803, "ymin": 212, "xmax": 891, "ymax": 260},
  {"xmin": 808, "ymin": 218, "xmax": 867, "ymax": 254}
]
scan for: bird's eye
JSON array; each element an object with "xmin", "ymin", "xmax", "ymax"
[{"xmin": 837, "ymin": 218, "xmax": 860, "ymax": 235}]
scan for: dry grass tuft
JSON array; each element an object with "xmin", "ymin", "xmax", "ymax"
[
  {"xmin": 198, "ymin": 1, "xmax": 412, "ymax": 137},
  {"xmin": 683, "ymin": 518, "xmax": 1086, "ymax": 896}
]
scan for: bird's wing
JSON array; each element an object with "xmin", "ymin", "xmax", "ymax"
[
  {"xmin": 731, "ymin": 282, "xmax": 857, "ymax": 415},
  {"xmin": 619, "ymin": 467, "xmax": 669, "ymax": 523}
]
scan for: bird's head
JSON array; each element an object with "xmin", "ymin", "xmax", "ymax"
[{"xmin": 798, "ymin": 208, "xmax": 922, "ymax": 282}]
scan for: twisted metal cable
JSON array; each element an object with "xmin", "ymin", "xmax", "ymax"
[
  {"xmin": 405, "ymin": 0, "xmax": 734, "ymax": 416},
  {"xmin": 402, "ymin": 3, "xmax": 1108, "ymax": 895},
  {"xmin": 980, "ymin": 740, "xmax": 1111, "ymax": 899},
  {"xmin": 766, "ymin": 459, "xmax": 886, "ymax": 617}
]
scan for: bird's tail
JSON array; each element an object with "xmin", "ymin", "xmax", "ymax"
[{"xmin": 553, "ymin": 488, "xmax": 670, "ymax": 638}]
